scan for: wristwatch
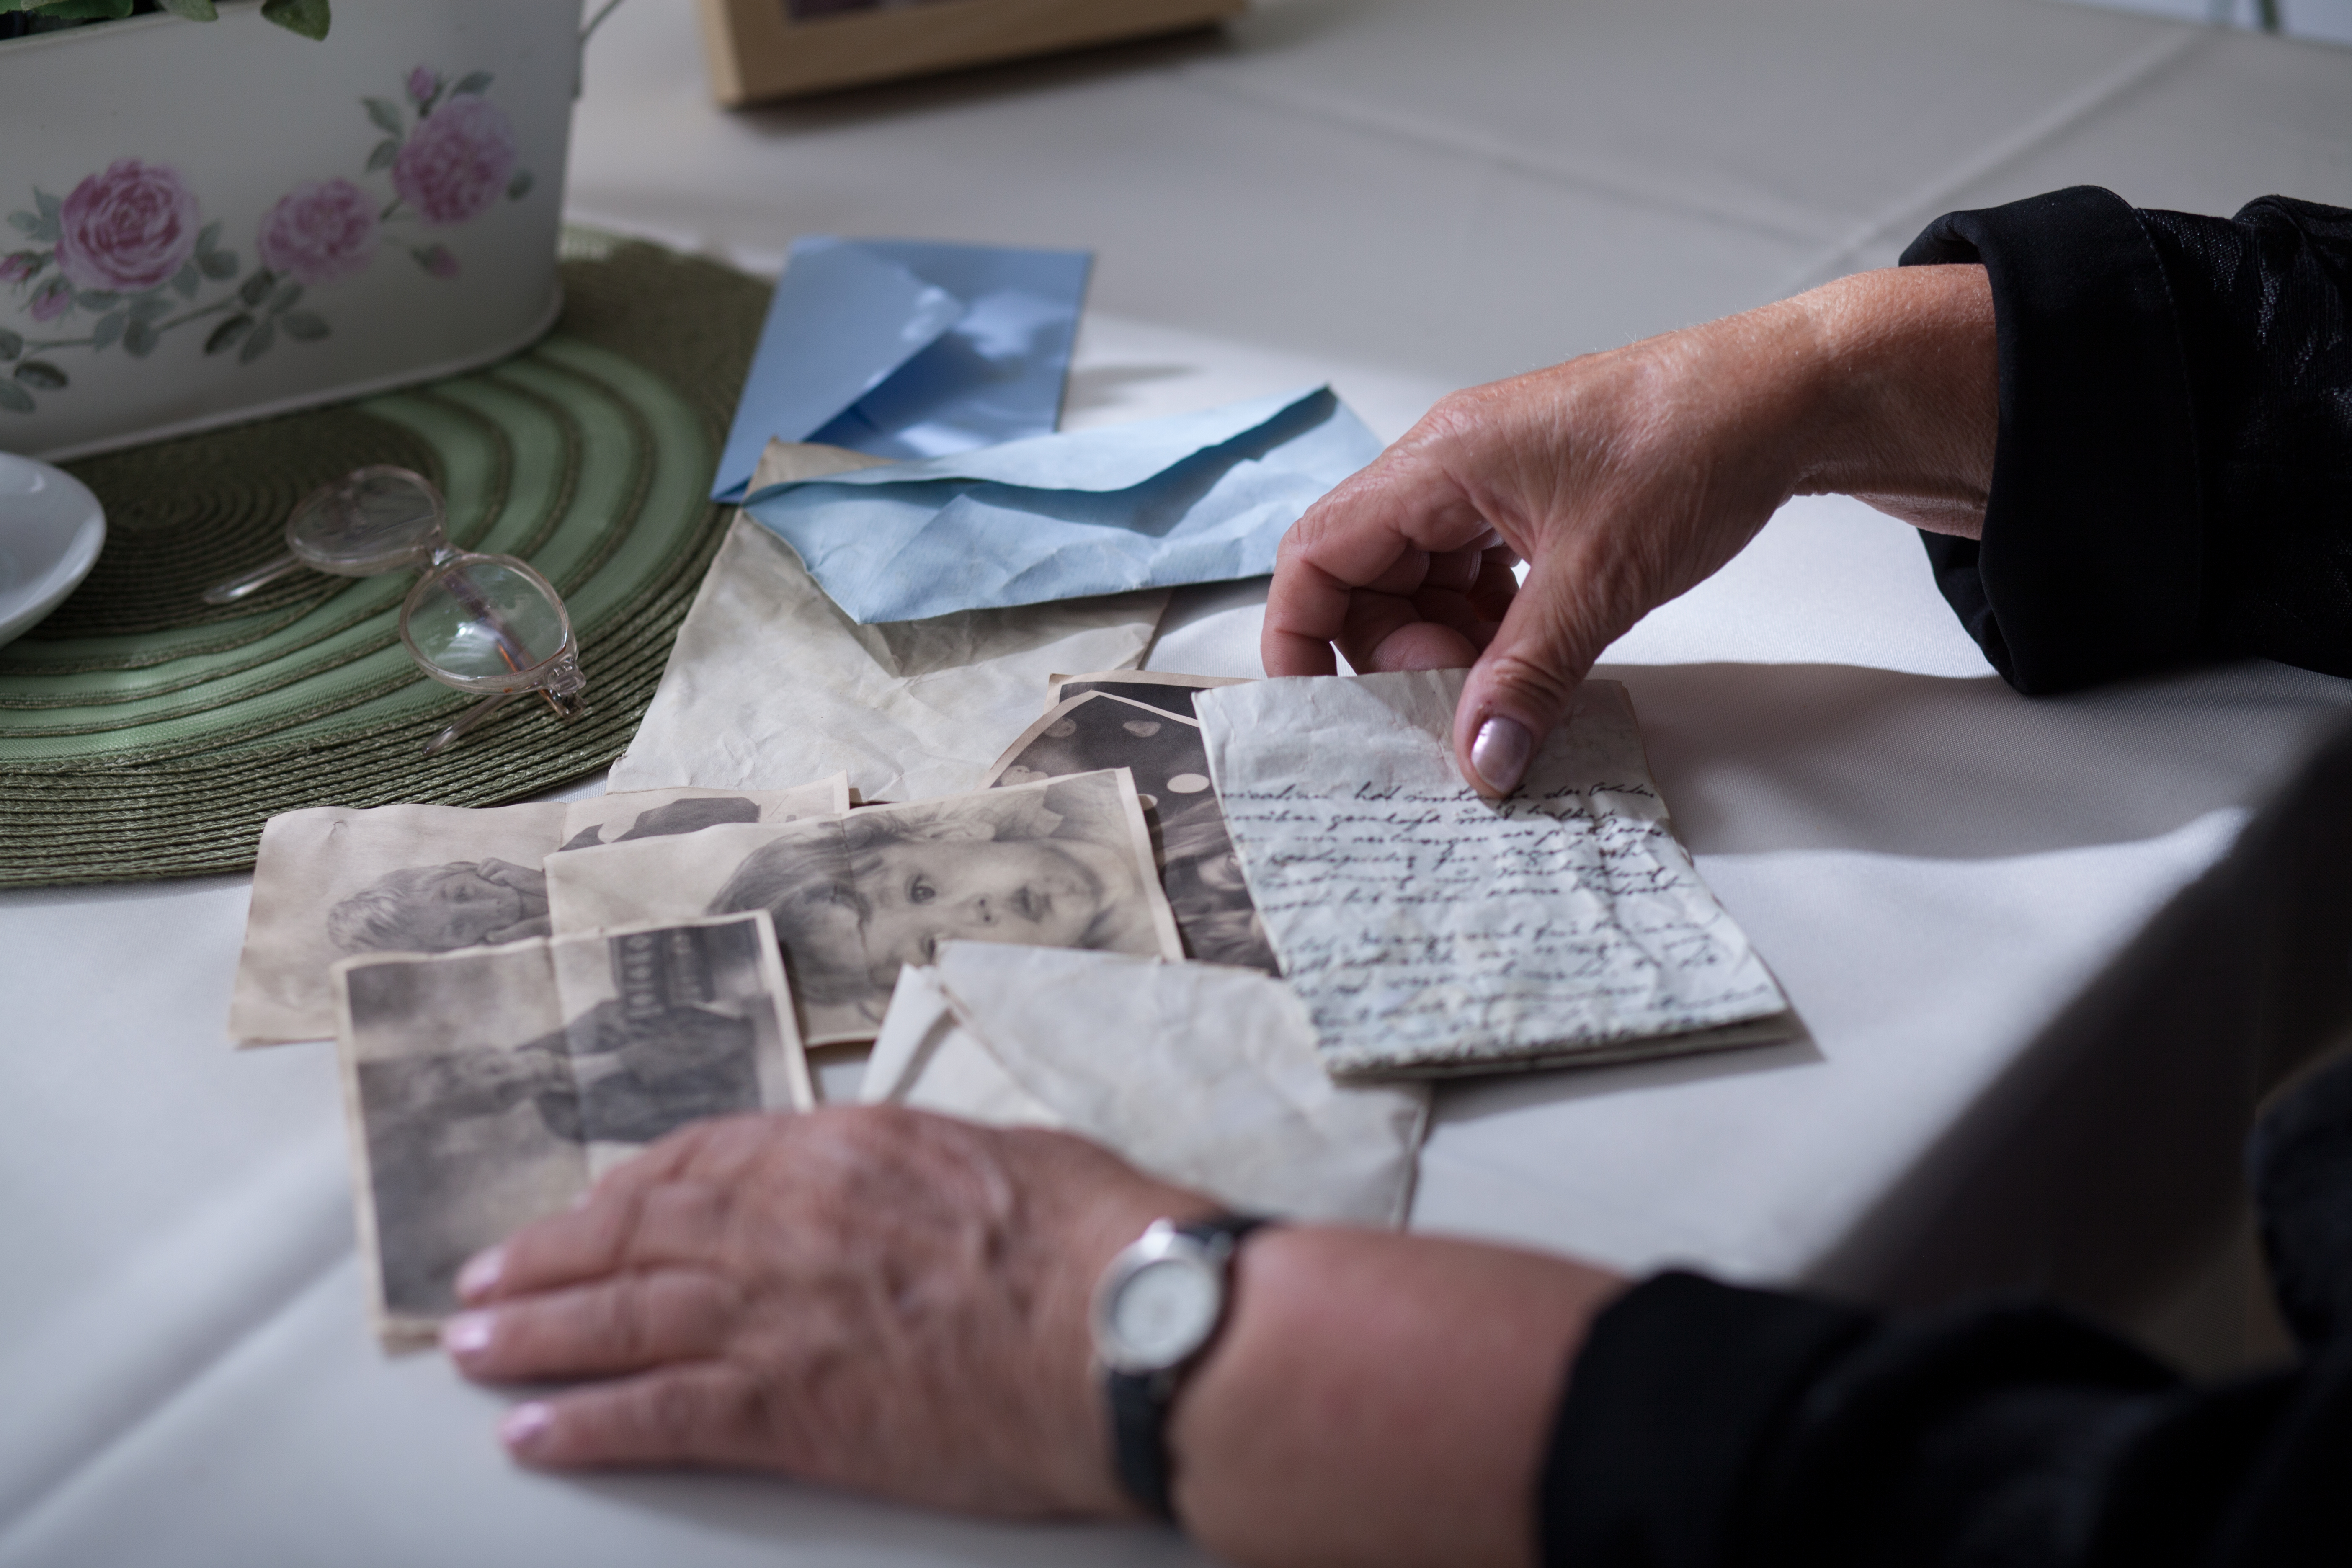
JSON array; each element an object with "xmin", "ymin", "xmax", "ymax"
[{"xmin": 1089, "ymin": 1212, "xmax": 1268, "ymax": 1520}]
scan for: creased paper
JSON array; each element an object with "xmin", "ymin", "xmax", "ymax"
[
  {"xmin": 609, "ymin": 440, "xmax": 1164, "ymax": 804},
  {"xmin": 1196, "ymin": 671, "xmax": 1792, "ymax": 1076},
  {"xmin": 711, "ymin": 237, "xmax": 1091, "ymax": 500},
  {"xmin": 865, "ymin": 944, "xmax": 1428, "ymax": 1226},
  {"xmin": 739, "ymin": 385, "xmax": 1382, "ymax": 624}
]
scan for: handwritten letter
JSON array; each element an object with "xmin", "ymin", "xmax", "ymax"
[{"xmin": 1196, "ymin": 671, "xmax": 1790, "ymax": 1075}]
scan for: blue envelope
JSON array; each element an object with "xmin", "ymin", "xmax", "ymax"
[
  {"xmin": 740, "ymin": 384, "xmax": 1385, "ymax": 625},
  {"xmin": 711, "ymin": 237, "xmax": 1092, "ymax": 503}
]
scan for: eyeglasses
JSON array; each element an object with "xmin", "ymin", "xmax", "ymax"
[{"xmin": 203, "ymin": 466, "xmax": 586, "ymax": 756}]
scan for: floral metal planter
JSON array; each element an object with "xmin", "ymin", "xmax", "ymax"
[{"xmin": 1, "ymin": 0, "xmax": 581, "ymax": 462}]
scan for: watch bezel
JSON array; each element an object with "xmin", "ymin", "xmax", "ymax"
[{"xmin": 1090, "ymin": 1218, "xmax": 1233, "ymax": 1376}]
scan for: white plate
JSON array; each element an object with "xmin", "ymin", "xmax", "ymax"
[{"xmin": 0, "ymin": 451, "xmax": 106, "ymax": 647}]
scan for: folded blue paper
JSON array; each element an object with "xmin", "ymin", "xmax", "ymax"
[
  {"xmin": 712, "ymin": 237, "xmax": 1091, "ymax": 502},
  {"xmin": 741, "ymin": 385, "xmax": 1385, "ymax": 625}
]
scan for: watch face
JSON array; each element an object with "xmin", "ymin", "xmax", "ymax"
[{"xmin": 1109, "ymin": 1254, "xmax": 1221, "ymax": 1369}]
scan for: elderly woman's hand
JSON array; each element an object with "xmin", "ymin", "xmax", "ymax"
[
  {"xmin": 441, "ymin": 1106, "xmax": 1209, "ymax": 1516},
  {"xmin": 1263, "ymin": 264, "xmax": 1997, "ymax": 795}
]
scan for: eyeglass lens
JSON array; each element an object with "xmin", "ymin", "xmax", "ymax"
[{"xmin": 402, "ymin": 557, "xmax": 573, "ymax": 687}]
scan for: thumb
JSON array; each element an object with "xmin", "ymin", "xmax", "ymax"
[{"xmin": 1451, "ymin": 553, "xmax": 1616, "ymax": 797}]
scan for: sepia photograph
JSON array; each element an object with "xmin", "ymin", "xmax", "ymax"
[
  {"xmin": 1046, "ymin": 668, "xmax": 1248, "ymax": 722},
  {"xmin": 335, "ymin": 912, "xmax": 808, "ymax": 1349},
  {"xmin": 989, "ymin": 689, "xmax": 1277, "ymax": 972},
  {"xmin": 229, "ymin": 779, "xmax": 850, "ymax": 1047},
  {"xmin": 547, "ymin": 769, "xmax": 1181, "ymax": 1044}
]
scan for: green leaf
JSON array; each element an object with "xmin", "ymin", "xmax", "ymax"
[
  {"xmin": 89, "ymin": 311, "xmax": 124, "ymax": 351},
  {"xmin": 18, "ymin": 193, "xmax": 61, "ymax": 245},
  {"xmin": 197, "ymin": 248, "xmax": 239, "ymax": 281},
  {"xmin": 366, "ymin": 138, "xmax": 400, "ymax": 173},
  {"xmin": 14, "ymin": 360, "xmax": 68, "ymax": 390},
  {"xmin": 74, "ymin": 289, "xmax": 117, "ymax": 312},
  {"xmin": 195, "ymin": 220, "xmax": 221, "ymax": 258},
  {"xmin": 128, "ymin": 294, "xmax": 172, "ymax": 322},
  {"xmin": 451, "ymin": 70, "xmax": 494, "ymax": 97},
  {"xmin": 5, "ymin": 214, "xmax": 37, "ymax": 236},
  {"xmin": 267, "ymin": 281, "xmax": 303, "ymax": 315},
  {"xmin": 157, "ymin": 0, "xmax": 220, "ymax": 17},
  {"xmin": 259, "ymin": 0, "xmax": 328, "ymax": 40},
  {"xmin": 122, "ymin": 317, "xmax": 159, "ymax": 358},
  {"xmin": 204, "ymin": 314, "xmax": 253, "ymax": 356},
  {"xmin": 362, "ymin": 97, "xmax": 403, "ymax": 137},
  {"xmin": 506, "ymin": 170, "xmax": 534, "ymax": 202},
  {"xmin": 278, "ymin": 310, "xmax": 329, "ymax": 342},
  {"xmin": 170, "ymin": 260, "xmax": 200, "ymax": 299},
  {"xmin": 0, "ymin": 381, "xmax": 34, "ymax": 416},
  {"xmin": 237, "ymin": 269, "xmax": 275, "ymax": 309},
  {"xmin": 0, "ymin": 329, "xmax": 21, "ymax": 361},
  {"xmin": 238, "ymin": 317, "xmax": 276, "ymax": 365}
]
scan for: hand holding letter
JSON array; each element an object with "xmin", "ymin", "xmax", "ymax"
[{"xmin": 1262, "ymin": 264, "xmax": 1997, "ymax": 796}]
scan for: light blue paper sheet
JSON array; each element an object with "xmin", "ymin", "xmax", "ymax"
[
  {"xmin": 712, "ymin": 237, "xmax": 1091, "ymax": 503},
  {"xmin": 740, "ymin": 385, "xmax": 1385, "ymax": 625}
]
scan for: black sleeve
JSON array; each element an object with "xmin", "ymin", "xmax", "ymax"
[
  {"xmin": 1537, "ymin": 1049, "xmax": 2352, "ymax": 1568},
  {"xmin": 1540, "ymin": 1274, "xmax": 2352, "ymax": 1568},
  {"xmin": 1897, "ymin": 187, "xmax": 2352, "ymax": 693}
]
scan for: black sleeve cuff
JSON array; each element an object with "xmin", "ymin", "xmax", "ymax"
[
  {"xmin": 1537, "ymin": 1271, "xmax": 1872, "ymax": 1568},
  {"xmin": 1900, "ymin": 186, "xmax": 2205, "ymax": 693}
]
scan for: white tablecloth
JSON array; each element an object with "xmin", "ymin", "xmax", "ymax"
[{"xmin": 6, "ymin": 2, "xmax": 2352, "ymax": 1563}]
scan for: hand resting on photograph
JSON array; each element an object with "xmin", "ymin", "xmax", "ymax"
[
  {"xmin": 1262, "ymin": 263, "xmax": 1998, "ymax": 797},
  {"xmin": 443, "ymin": 1106, "xmax": 1624, "ymax": 1568}
]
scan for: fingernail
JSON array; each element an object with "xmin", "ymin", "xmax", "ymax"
[
  {"xmin": 500, "ymin": 1402, "xmax": 552, "ymax": 1458},
  {"xmin": 1470, "ymin": 715, "xmax": 1532, "ymax": 795},
  {"xmin": 441, "ymin": 1311, "xmax": 493, "ymax": 1361},
  {"xmin": 456, "ymin": 1246, "xmax": 504, "ymax": 1302}
]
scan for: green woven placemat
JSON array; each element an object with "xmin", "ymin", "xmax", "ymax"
[{"xmin": 0, "ymin": 232, "xmax": 767, "ymax": 887}]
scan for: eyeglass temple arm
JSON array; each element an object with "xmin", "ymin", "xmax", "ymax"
[
  {"xmin": 422, "ymin": 684, "xmax": 586, "ymax": 758},
  {"xmin": 201, "ymin": 552, "xmax": 302, "ymax": 605}
]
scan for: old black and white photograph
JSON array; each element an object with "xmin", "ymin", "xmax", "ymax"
[
  {"xmin": 989, "ymin": 689, "xmax": 1278, "ymax": 972},
  {"xmin": 230, "ymin": 779, "xmax": 849, "ymax": 1045},
  {"xmin": 546, "ymin": 770, "xmax": 1182, "ymax": 1044},
  {"xmin": 1045, "ymin": 668, "xmax": 1247, "ymax": 723},
  {"xmin": 334, "ymin": 912, "xmax": 809, "ymax": 1349}
]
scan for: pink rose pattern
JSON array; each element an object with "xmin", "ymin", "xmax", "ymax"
[
  {"xmin": 392, "ymin": 97, "xmax": 517, "ymax": 227},
  {"xmin": 2, "ymin": 65, "xmax": 532, "ymax": 415},
  {"xmin": 257, "ymin": 180, "xmax": 377, "ymax": 287},
  {"xmin": 54, "ymin": 159, "xmax": 200, "ymax": 294}
]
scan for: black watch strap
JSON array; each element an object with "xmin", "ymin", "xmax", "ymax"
[{"xmin": 1105, "ymin": 1213, "xmax": 1268, "ymax": 1521}]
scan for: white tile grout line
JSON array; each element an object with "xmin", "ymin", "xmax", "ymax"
[
  {"xmin": 1166, "ymin": 67, "xmax": 1836, "ymax": 249},
  {"xmin": 1773, "ymin": 26, "xmax": 2209, "ymax": 292}
]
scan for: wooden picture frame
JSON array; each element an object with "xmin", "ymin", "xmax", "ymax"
[{"xmin": 693, "ymin": 0, "xmax": 1247, "ymax": 106}]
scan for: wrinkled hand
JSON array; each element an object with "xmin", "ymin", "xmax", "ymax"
[
  {"xmin": 1264, "ymin": 265, "xmax": 1996, "ymax": 795},
  {"xmin": 442, "ymin": 1106, "xmax": 1210, "ymax": 1515}
]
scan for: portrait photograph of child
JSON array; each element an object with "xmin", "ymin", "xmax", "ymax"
[
  {"xmin": 230, "ymin": 779, "xmax": 848, "ymax": 1046},
  {"xmin": 544, "ymin": 770, "xmax": 1180, "ymax": 1044}
]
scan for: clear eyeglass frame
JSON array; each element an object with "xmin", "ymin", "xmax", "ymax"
[{"xmin": 202, "ymin": 465, "xmax": 588, "ymax": 756}]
